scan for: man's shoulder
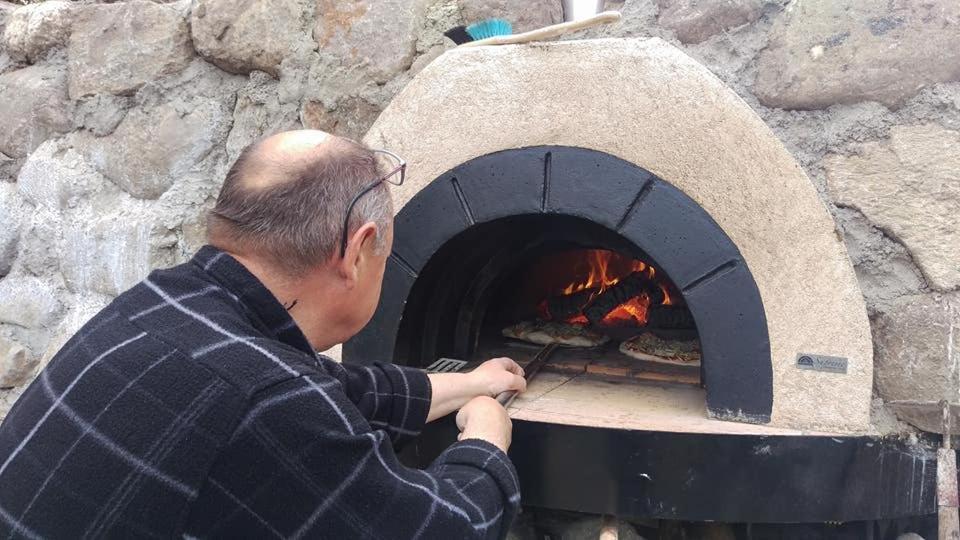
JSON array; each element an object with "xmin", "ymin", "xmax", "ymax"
[{"xmin": 107, "ymin": 265, "xmax": 326, "ymax": 399}]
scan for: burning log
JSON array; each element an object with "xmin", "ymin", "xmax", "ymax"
[
  {"xmin": 583, "ymin": 272, "xmax": 665, "ymax": 325},
  {"xmin": 543, "ymin": 287, "xmax": 599, "ymax": 320}
]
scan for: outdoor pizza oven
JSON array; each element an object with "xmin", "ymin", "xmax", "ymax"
[{"xmin": 341, "ymin": 39, "xmax": 937, "ymax": 524}]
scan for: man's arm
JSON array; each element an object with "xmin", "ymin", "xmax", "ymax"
[
  {"xmin": 185, "ymin": 375, "xmax": 520, "ymax": 539},
  {"xmin": 325, "ymin": 356, "xmax": 526, "ymax": 439}
]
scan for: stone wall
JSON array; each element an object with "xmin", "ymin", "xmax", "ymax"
[{"xmin": 0, "ymin": 0, "xmax": 957, "ymax": 433}]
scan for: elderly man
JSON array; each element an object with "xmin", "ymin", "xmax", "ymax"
[{"xmin": 0, "ymin": 131, "xmax": 526, "ymax": 539}]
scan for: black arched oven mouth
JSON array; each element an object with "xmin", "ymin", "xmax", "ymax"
[{"xmin": 345, "ymin": 146, "xmax": 772, "ymax": 424}]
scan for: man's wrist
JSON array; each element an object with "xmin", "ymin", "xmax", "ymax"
[{"xmin": 463, "ymin": 371, "xmax": 493, "ymax": 399}]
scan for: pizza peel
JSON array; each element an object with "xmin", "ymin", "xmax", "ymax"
[
  {"xmin": 494, "ymin": 342, "xmax": 559, "ymax": 407},
  {"xmin": 426, "ymin": 341, "xmax": 566, "ymax": 408}
]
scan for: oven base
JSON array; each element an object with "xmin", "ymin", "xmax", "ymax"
[{"xmin": 401, "ymin": 420, "xmax": 937, "ymax": 523}]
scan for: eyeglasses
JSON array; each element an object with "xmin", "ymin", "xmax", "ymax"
[{"xmin": 339, "ymin": 148, "xmax": 406, "ymax": 257}]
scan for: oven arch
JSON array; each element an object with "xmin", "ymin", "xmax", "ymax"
[{"xmin": 344, "ymin": 146, "xmax": 773, "ymax": 423}]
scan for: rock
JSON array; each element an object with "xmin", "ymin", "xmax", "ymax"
[
  {"xmin": 656, "ymin": 0, "xmax": 766, "ymax": 44},
  {"xmin": 0, "ymin": 276, "xmax": 63, "ymax": 329},
  {"xmin": 60, "ymin": 209, "xmax": 177, "ymax": 296},
  {"xmin": 0, "ymin": 2, "xmax": 15, "ymax": 35},
  {"xmin": 826, "ymin": 124, "xmax": 960, "ymax": 291},
  {"xmin": 17, "ymin": 208, "xmax": 61, "ymax": 276},
  {"xmin": 301, "ymin": 97, "xmax": 380, "ymax": 141},
  {"xmin": 191, "ymin": 0, "xmax": 313, "ymax": 77},
  {"xmin": 0, "ymin": 151, "xmax": 20, "ymax": 182},
  {"xmin": 313, "ymin": 0, "xmax": 430, "ymax": 82},
  {"xmin": 754, "ymin": 0, "xmax": 960, "ymax": 109},
  {"xmin": 0, "ymin": 384, "xmax": 28, "ymax": 422},
  {"xmin": 873, "ymin": 292, "xmax": 959, "ymax": 408},
  {"xmin": 86, "ymin": 100, "xmax": 229, "ymax": 199},
  {"xmin": 2, "ymin": 1, "xmax": 73, "ymax": 62},
  {"xmin": 459, "ymin": 0, "xmax": 563, "ymax": 33},
  {"xmin": 0, "ymin": 63, "xmax": 72, "ymax": 158},
  {"xmin": 225, "ymin": 71, "xmax": 302, "ymax": 161},
  {"xmin": 17, "ymin": 139, "xmax": 108, "ymax": 210},
  {"xmin": 0, "ymin": 338, "xmax": 35, "ymax": 389},
  {"xmin": 833, "ymin": 207, "xmax": 926, "ymax": 309},
  {"xmin": 68, "ymin": 0, "xmax": 194, "ymax": 99},
  {"xmin": 73, "ymin": 94, "xmax": 131, "ymax": 137},
  {"xmin": 0, "ymin": 183, "xmax": 24, "ymax": 277}
]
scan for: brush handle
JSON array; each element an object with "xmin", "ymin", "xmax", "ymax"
[{"xmin": 460, "ymin": 11, "xmax": 622, "ymax": 48}]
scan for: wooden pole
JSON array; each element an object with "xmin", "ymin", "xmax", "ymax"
[{"xmin": 940, "ymin": 400, "xmax": 959, "ymax": 540}]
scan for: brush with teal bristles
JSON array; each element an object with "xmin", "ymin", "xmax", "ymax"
[
  {"xmin": 444, "ymin": 18, "xmax": 513, "ymax": 45},
  {"xmin": 445, "ymin": 11, "xmax": 622, "ymax": 47}
]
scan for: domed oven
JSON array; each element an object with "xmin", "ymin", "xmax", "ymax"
[{"xmin": 341, "ymin": 39, "xmax": 936, "ymax": 524}]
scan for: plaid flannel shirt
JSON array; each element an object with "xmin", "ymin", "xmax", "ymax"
[{"xmin": 0, "ymin": 246, "xmax": 520, "ymax": 539}]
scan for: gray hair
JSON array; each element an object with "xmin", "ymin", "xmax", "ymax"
[{"xmin": 207, "ymin": 136, "xmax": 393, "ymax": 276}]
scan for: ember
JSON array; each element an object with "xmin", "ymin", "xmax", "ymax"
[{"xmin": 528, "ymin": 249, "xmax": 676, "ymax": 327}]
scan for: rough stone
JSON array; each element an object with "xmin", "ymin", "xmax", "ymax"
[
  {"xmin": 0, "ymin": 337, "xmax": 34, "ymax": 388},
  {"xmin": 314, "ymin": 0, "xmax": 430, "ymax": 83},
  {"xmin": 0, "ymin": 183, "xmax": 24, "ymax": 277},
  {"xmin": 0, "ymin": 2, "xmax": 15, "ymax": 36},
  {"xmin": 73, "ymin": 94, "xmax": 131, "ymax": 137},
  {"xmin": 301, "ymin": 97, "xmax": 380, "ymax": 141},
  {"xmin": 60, "ymin": 208, "xmax": 177, "ymax": 296},
  {"xmin": 17, "ymin": 208, "xmax": 61, "ymax": 276},
  {"xmin": 459, "ymin": 0, "xmax": 563, "ymax": 33},
  {"xmin": 656, "ymin": 0, "xmax": 766, "ymax": 44},
  {"xmin": 0, "ymin": 151, "xmax": 18, "ymax": 183},
  {"xmin": 0, "ymin": 276, "xmax": 62, "ymax": 329},
  {"xmin": 191, "ymin": 0, "xmax": 313, "ymax": 77},
  {"xmin": 17, "ymin": 138, "xmax": 108, "ymax": 210},
  {"xmin": 0, "ymin": 63, "xmax": 72, "ymax": 157},
  {"xmin": 2, "ymin": 1, "xmax": 73, "ymax": 62},
  {"xmin": 86, "ymin": 100, "xmax": 229, "ymax": 199},
  {"xmin": 873, "ymin": 292, "xmax": 959, "ymax": 407},
  {"xmin": 225, "ymin": 71, "xmax": 302, "ymax": 161},
  {"xmin": 68, "ymin": 0, "xmax": 194, "ymax": 99},
  {"xmin": 826, "ymin": 124, "xmax": 960, "ymax": 291},
  {"xmin": 0, "ymin": 384, "xmax": 27, "ymax": 422},
  {"xmin": 834, "ymin": 207, "xmax": 927, "ymax": 309},
  {"xmin": 754, "ymin": 0, "xmax": 960, "ymax": 109}
]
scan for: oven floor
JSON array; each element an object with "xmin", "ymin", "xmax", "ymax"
[{"xmin": 508, "ymin": 370, "xmax": 832, "ymax": 436}]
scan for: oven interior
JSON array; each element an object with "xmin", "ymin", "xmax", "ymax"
[{"xmin": 395, "ymin": 215, "xmax": 704, "ymax": 398}]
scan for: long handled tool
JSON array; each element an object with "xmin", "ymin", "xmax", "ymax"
[
  {"xmin": 495, "ymin": 343, "xmax": 559, "ymax": 408},
  {"xmin": 459, "ymin": 11, "xmax": 622, "ymax": 48},
  {"xmin": 425, "ymin": 343, "xmax": 560, "ymax": 407}
]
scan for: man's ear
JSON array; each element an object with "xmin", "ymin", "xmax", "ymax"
[{"xmin": 337, "ymin": 222, "xmax": 378, "ymax": 285}]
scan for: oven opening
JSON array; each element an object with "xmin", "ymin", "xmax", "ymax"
[{"xmin": 396, "ymin": 214, "xmax": 713, "ymax": 429}]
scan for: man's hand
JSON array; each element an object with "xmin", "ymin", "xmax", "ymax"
[
  {"xmin": 425, "ymin": 357, "xmax": 527, "ymax": 422},
  {"xmin": 456, "ymin": 396, "xmax": 512, "ymax": 452},
  {"xmin": 469, "ymin": 357, "xmax": 527, "ymax": 398}
]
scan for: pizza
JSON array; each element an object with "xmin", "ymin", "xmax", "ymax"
[
  {"xmin": 619, "ymin": 333, "xmax": 701, "ymax": 366},
  {"xmin": 502, "ymin": 320, "xmax": 609, "ymax": 348}
]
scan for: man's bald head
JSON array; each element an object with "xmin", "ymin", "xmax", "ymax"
[{"xmin": 208, "ymin": 130, "xmax": 393, "ymax": 275}]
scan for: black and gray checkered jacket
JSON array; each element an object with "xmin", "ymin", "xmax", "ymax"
[{"xmin": 0, "ymin": 246, "xmax": 520, "ymax": 539}]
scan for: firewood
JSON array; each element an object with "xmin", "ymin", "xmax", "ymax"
[
  {"xmin": 584, "ymin": 272, "xmax": 664, "ymax": 324},
  {"xmin": 544, "ymin": 287, "xmax": 599, "ymax": 320}
]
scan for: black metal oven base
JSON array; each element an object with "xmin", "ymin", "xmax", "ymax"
[{"xmin": 400, "ymin": 419, "xmax": 938, "ymax": 523}]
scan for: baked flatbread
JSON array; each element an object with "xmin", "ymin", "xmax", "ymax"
[
  {"xmin": 502, "ymin": 320, "xmax": 609, "ymax": 348},
  {"xmin": 619, "ymin": 333, "xmax": 701, "ymax": 366}
]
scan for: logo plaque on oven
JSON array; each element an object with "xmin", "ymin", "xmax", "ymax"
[{"xmin": 796, "ymin": 353, "xmax": 847, "ymax": 374}]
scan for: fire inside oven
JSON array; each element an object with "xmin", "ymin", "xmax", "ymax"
[{"xmin": 394, "ymin": 214, "xmax": 702, "ymax": 390}]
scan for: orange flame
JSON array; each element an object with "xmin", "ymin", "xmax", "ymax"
[{"xmin": 543, "ymin": 249, "xmax": 670, "ymax": 327}]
